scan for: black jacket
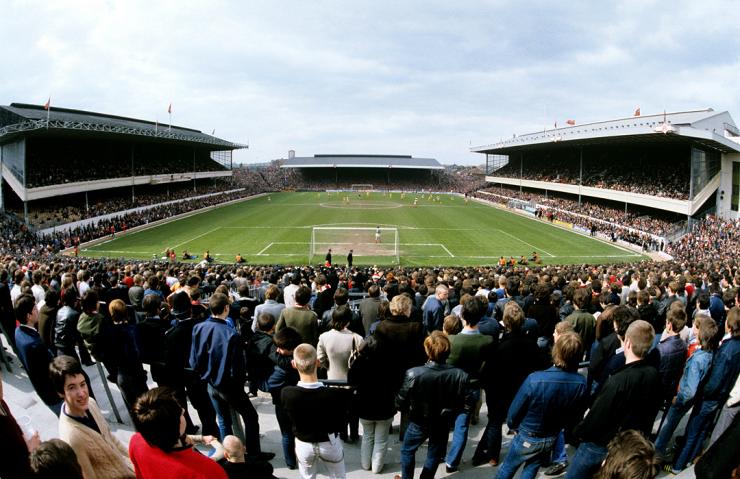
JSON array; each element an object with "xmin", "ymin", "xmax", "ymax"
[
  {"xmin": 574, "ymin": 359, "xmax": 662, "ymax": 447},
  {"xmin": 396, "ymin": 361, "xmax": 470, "ymax": 426}
]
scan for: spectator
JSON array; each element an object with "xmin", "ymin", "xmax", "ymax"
[
  {"xmin": 29, "ymin": 439, "xmax": 84, "ymax": 479},
  {"xmin": 106, "ymin": 298, "xmax": 149, "ymax": 414},
  {"xmin": 219, "ymin": 435, "xmax": 275, "ymax": 479},
  {"xmin": 593, "ymin": 430, "xmax": 660, "ymax": 479},
  {"xmin": 422, "ymin": 284, "xmax": 448, "ymax": 334},
  {"xmin": 276, "ymin": 285, "xmax": 319, "ymax": 346},
  {"xmin": 0, "ymin": 367, "xmax": 37, "ymax": 478},
  {"xmin": 51, "ymin": 355, "xmax": 135, "ymax": 479}
]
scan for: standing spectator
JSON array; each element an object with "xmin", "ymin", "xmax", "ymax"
[
  {"xmin": 348, "ymin": 335, "xmax": 396, "ymax": 474},
  {"xmin": 567, "ymin": 320, "xmax": 662, "ymax": 478},
  {"xmin": 496, "ymin": 332, "xmax": 588, "ymax": 479},
  {"xmin": 312, "ymin": 274, "xmax": 334, "ymax": 322},
  {"xmin": 283, "ymin": 273, "xmax": 301, "ymax": 310},
  {"xmin": 129, "ymin": 274, "xmax": 145, "ymax": 310},
  {"xmin": 656, "ymin": 307, "xmax": 688, "ymax": 404},
  {"xmin": 107, "ymin": 299, "xmax": 149, "ymax": 414},
  {"xmin": 136, "ymin": 294, "xmax": 170, "ymax": 386},
  {"xmin": 347, "ymin": 250, "xmax": 353, "ymax": 269},
  {"xmin": 267, "ymin": 327, "xmax": 302, "ymax": 470},
  {"xmin": 565, "ymin": 288, "xmax": 596, "ymax": 359},
  {"xmin": 359, "ymin": 284, "xmax": 384, "ymax": 336},
  {"xmin": 593, "ymin": 430, "xmax": 660, "ymax": 479},
  {"xmin": 54, "ymin": 288, "xmax": 91, "ymax": 364},
  {"xmin": 190, "ymin": 293, "xmax": 274, "ymax": 460},
  {"xmin": 51, "ymin": 355, "xmax": 135, "ymax": 479},
  {"xmin": 473, "ymin": 301, "xmax": 539, "ymax": 466},
  {"xmin": 282, "ymin": 343, "xmax": 350, "ymax": 479},
  {"xmin": 0, "ymin": 269, "xmax": 16, "ymax": 351},
  {"xmin": 14, "ymin": 294, "xmax": 63, "ymax": 415},
  {"xmin": 128, "ymin": 387, "xmax": 227, "ymax": 479},
  {"xmin": 37, "ymin": 289, "xmax": 60, "ymax": 352},
  {"xmin": 395, "ymin": 331, "xmax": 471, "ymax": 479},
  {"xmin": 422, "ymin": 284, "xmax": 448, "ymax": 334},
  {"xmin": 252, "ymin": 284, "xmax": 285, "ymax": 332},
  {"xmin": 0, "ymin": 368, "xmax": 37, "ymax": 478},
  {"xmin": 276, "ymin": 285, "xmax": 319, "ymax": 346}
]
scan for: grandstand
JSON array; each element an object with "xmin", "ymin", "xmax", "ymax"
[
  {"xmin": 279, "ymin": 153, "xmax": 447, "ymax": 190},
  {"xmin": 0, "ymin": 102, "xmax": 245, "ymax": 223},
  {"xmin": 472, "ymin": 109, "xmax": 740, "ymax": 225}
]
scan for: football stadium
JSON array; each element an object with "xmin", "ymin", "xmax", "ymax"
[{"xmin": 1, "ymin": 101, "xmax": 739, "ymax": 479}]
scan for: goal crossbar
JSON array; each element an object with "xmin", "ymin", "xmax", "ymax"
[{"xmin": 310, "ymin": 227, "xmax": 399, "ymax": 264}]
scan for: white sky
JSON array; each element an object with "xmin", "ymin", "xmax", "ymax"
[{"xmin": 2, "ymin": 0, "xmax": 740, "ymax": 165}]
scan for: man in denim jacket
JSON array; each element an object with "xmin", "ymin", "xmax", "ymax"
[{"xmin": 496, "ymin": 332, "xmax": 588, "ymax": 479}]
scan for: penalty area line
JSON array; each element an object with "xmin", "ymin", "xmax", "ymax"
[
  {"xmin": 496, "ymin": 229, "xmax": 554, "ymax": 257},
  {"xmin": 256, "ymin": 243, "xmax": 274, "ymax": 255},
  {"xmin": 439, "ymin": 244, "xmax": 455, "ymax": 258}
]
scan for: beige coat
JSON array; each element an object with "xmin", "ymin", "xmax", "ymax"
[{"xmin": 58, "ymin": 397, "xmax": 135, "ymax": 479}]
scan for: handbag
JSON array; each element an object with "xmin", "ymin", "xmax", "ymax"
[{"xmin": 347, "ymin": 336, "xmax": 360, "ymax": 369}]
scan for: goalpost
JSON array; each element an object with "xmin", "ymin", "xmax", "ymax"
[
  {"xmin": 350, "ymin": 184, "xmax": 374, "ymax": 192},
  {"xmin": 310, "ymin": 227, "xmax": 400, "ymax": 264}
]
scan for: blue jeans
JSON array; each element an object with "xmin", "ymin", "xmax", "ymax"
[
  {"xmin": 445, "ymin": 388, "xmax": 480, "ymax": 468},
  {"xmin": 551, "ymin": 430, "xmax": 567, "ymax": 464},
  {"xmin": 673, "ymin": 400, "xmax": 719, "ymax": 471},
  {"xmin": 654, "ymin": 402, "xmax": 691, "ymax": 457},
  {"xmin": 565, "ymin": 441, "xmax": 607, "ymax": 479},
  {"xmin": 400, "ymin": 421, "xmax": 450, "ymax": 479},
  {"xmin": 496, "ymin": 431, "xmax": 556, "ymax": 479},
  {"xmin": 473, "ymin": 395, "xmax": 506, "ymax": 462},
  {"xmin": 207, "ymin": 383, "xmax": 261, "ymax": 455}
]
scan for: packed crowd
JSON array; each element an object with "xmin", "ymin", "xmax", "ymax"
[
  {"xmin": 493, "ymin": 156, "xmax": 691, "ymax": 200},
  {"xmin": 26, "ymin": 154, "xmax": 227, "ymax": 188},
  {"xmin": 474, "ymin": 187, "xmax": 676, "ymax": 251},
  {"xmin": 1, "ymin": 256, "xmax": 739, "ymax": 478},
  {"xmin": 666, "ymin": 215, "xmax": 740, "ymax": 265}
]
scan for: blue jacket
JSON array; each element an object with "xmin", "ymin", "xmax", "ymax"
[
  {"xmin": 701, "ymin": 336, "xmax": 740, "ymax": 404},
  {"xmin": 675, "ymin": 349, "xmax": 712, "ymax": 407},
  {"xmin": 189, "ymin": 316, "xmax": 246, "ymax": 390},
  {"xmin": 657, "ymin": 335, "xmax": 688, "ymax": 399},
  {"xmin": 422, "ymin": 296, "xmax": 445, "ymax": 334},
  {"xmin": 507, "ymin": 366, "xmax": 588, "ymax": 438},
  {"xmin": 15, "ymin": 325, "xmax": 60, "ymax": 407}
]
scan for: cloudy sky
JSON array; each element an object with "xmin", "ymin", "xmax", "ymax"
[{"xmin": 2, "ymin": 1, "xmax": 739, "ymax": 165}]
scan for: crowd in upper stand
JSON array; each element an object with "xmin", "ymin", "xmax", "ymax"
[
  {"xmin": 492, "ymin": 156, "xmax": 691, "ymax": 200},
  {"xmin": 1, "ymin": 253, "xmax": 739, "ymax": 477}
]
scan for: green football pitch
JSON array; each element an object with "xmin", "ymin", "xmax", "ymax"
[{"xmin": 82, "ymin": 192, "xmax": 646, "ymax": 267}]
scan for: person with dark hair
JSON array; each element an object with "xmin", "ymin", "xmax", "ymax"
[
  {"xmin": 317, "ymin": 305, "xmax": 364, "ymax": 381},
  {"xmin": 444, "ymin": 296, "xmax": 494, "ymax": 472},
  {"xmin": 106, "ymin": 298, "xmax": 149, "ymax": 413},
  {"xmin": 54, "ymin": 288, "xmax": 93, "ymax": 364},
  {"xmin": 129, "ymin": 387, "xmax": 227, "ymax": 478},
  {"xmin": 282, "ymin": 343, "xmax": 350, "ymax": 478},
  {"xmin": 283, "ymin": 272, "xmax": 301, "ymax": 309},
  {"xmin": 163, "ymin": 291, "xmax": 218, "ymax": 437},
  {"xmin": 14, "ymin": 293, "xmax": 63, "ymax": 415},
  {"xmin": 473, "ymin": 301, "xmax": 539, "ymax": 467},
  {"xmin": 51, "ymin": 355, "xmax": 135, "ymax": 479},
  {"xmin": 30, "ymin": 438, "xmax": 84, "ymax": 479},
  {"xmin": 267, "ymin": 327, "xmax": 302, "ymax": 470},
  {"xmin": 190, "ymin": 292, "xmax": 274, "ymax": 461},
  {"xmin": 276, "ymin": 285, "xmax": 319, "ymax": 346},
  {"xmin": 37, "ymin": 288, "xmax": 60, "ymax": 352},
  {"xmin": 566, "ymin": 320, "xmax": 662, "ymax": 479},
  {"xmin": 246, "ymin": 312, "xmax": 278, "ymax": 394},
  {"xmin": 588, "ymin": 305, "xmax": 639, "ymax": 398},
  {"xmin": 655, "ymin": 316, "xmax": 717, "ymax": 460},
  {"xmin": 77, "ymin": 290, "xmax": 109, "ymax": 367},
  {"xmin": 359, "ymin": 284, "xmax": 385, "ymax": 336},
  {"xmin": 136, "ymin": 294, "xmax": 170, "ymax": 388},
  {"xmin": 496, "ymin": 332, "xmax": 588, "ymax": 479},
  {"xmin": 565, "ymin": 288, "xmax": 596, "ymax": 358},
  {"xmin": 656, "ymin": 306, "xmax": 688, "ymax": 403},
  {"xmin": 395, "ymin": 331, "xmax": 471, "ymax": 479},
  {"xmin": 593, "ymin": 430, "xmax": 660, "ymax": 479}
]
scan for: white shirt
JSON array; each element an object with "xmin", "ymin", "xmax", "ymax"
[{"xmin": 284, "ymin": 284, "xmax": 299, "ymax": 309}]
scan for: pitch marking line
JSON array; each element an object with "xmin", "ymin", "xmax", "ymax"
[
  {"xmin": 439, "ymin": 244, "xmax": 455, "ymax": 258},
  {"xmin": 257, "ymin": 243, "xmax": 274, "ymax": 255},
  {"xmin": 170, "ymin": 227, "xmax": 221, "ymax": 251},
  {"xmin": 495, "ymin": 229, "xmax": 554, "ymax": 257}
]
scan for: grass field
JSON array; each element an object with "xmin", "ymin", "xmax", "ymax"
[{"xmin": 82, "ymin": 192, "xmax": 646, "ymax": 267}]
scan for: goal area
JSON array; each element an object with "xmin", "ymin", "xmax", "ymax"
[
  {"xmin": 350, "ymin": 184, "xmax": 374, "ymax": 192},
  {"xmin": 310, "ymin": 227, "xmax": 399, "ymax": 264}
]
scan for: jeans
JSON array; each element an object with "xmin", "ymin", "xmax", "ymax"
[
  {"xmin": 275, "ymin": 402, "xmax": 297, "ymax": 468},
  {"xmin": 550, "ymin": 430, "xmax": 567, "ymax": 464},
  {"xmin": 445, "ymin": 388, "xmax": 480, "ymax": 468},
  {"xmin": 400, "ymin": 421, "xmax": 450, "ymax": 479},
  {"xmin": 565, "ymin": 442, "xmax": 607, "ymax": 479},
  {"xmin": 473, "ymin": 396, "xmax": 506, "ymax": 462},
  {"xmin": 654, "ymin": 402, "xmax": 691, "ymax": 457},
  {"xmin": 708, "ymin": 403, "xmax": 739, "ymax": 448},
  {"xmin": 496, "ymin": 431, "xmax": 556, "ymax": 479},
  {"xmin": 673, "ymin": 399, "xmax": 719, "ymax": 471},
  {"xmin": 295, "ymin": 435, "xmax": 345, "ymax": 479},
  {"xmin": 207, "ymin": 383, "xmax": 261, "ymax": 455},
  {"xmin": 360, "ymin": 417, "xmax": 393, "ymax": 473}
]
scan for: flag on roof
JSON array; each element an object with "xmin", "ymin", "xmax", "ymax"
[
  {"xmin": 634, "ymin": 107, "xmax": 641, "ymax": 116},
  {"xmin": 566, "ymin": 119, "xmax": 576, "ymax": 125},
  {"xmin": 43, "ymin": 98, "xmax": 50, "ymax": 110}
]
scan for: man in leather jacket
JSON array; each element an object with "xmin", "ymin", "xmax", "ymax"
[{"xmin": 395, "ymin": 331, "xmax": 471, "ymax": 479}]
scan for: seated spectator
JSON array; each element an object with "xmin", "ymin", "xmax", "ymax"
[
  {"xmin": 51, "ymin": 355, "xmax": 135, "ymax": 479},
  {"xmin": 128, "ymin": 387, "xmax": 227, "ymax": 479},
  {"xmin": 30, "ymin": 438, "xmax": 84, "ymax": 479},
  {"xmin": 219, "ymin": 435, "xmax": 275, "ymax": 479}
]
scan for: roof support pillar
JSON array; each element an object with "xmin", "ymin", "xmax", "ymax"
[{"xmin": 578, "ymin": 147, "xmax": 583, "ymax": 207}]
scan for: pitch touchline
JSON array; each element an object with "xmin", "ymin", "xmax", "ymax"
[{"xmin": 495, "ymin": 229, "xmax": 554, "ymax": 257}]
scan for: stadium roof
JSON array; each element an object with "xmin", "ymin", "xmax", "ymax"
[
  {"xmin": 472, "ymin": 109, "xmax": 740, "ymax": 155},
  {"xmin": 280, "ymin": 154, "xmax": 443, "ymax": 170},
  {"xmin": 0, "ymin": 103, "xmax": 246, "ymax": 150}
]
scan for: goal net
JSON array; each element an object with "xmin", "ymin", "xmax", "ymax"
[
  {"xmin": 310, "ymin": 227, "xmax": 399, "ymax": 264},
  {"xmin": 350, "ymin": 184, "xmax": 374, "ymax": 192}
]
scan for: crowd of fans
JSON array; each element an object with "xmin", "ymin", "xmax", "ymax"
[
  {"xmin": 492, "ymin": 156, "xmax": 691, "ymax": 200},
  {"xmin": 474, "ymin": 187, "xmax": 679, "ymax": 251},
  {"xmin": 1, "ymin": 255, "xmax": 739, "ymax": 477},
  {"xmin": 666, "ymin": 215, "xmax": 740, "ymax": 265}
]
